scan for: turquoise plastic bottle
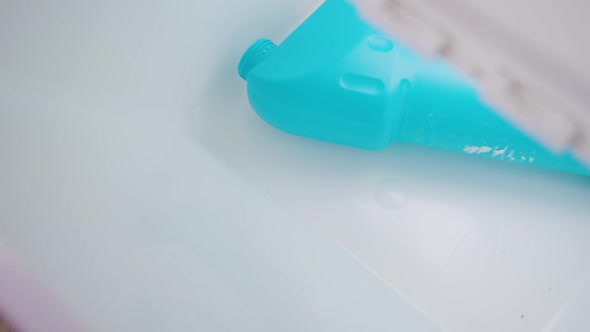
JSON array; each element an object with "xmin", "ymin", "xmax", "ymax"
[{"xmin": 238, "ymin": 0, "xmax": 589, "ymax": 176}]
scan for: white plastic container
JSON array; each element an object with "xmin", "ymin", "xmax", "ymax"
[{"xmin": 1, "ymin": 1, "xmax": 589, "ymax": 331}]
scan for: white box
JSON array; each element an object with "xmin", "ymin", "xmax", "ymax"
[{"xmin": 1, "ymin": 1, "xmax": 589, "ymax": 331}]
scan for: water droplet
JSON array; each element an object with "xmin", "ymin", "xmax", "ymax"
[{"xmin": 374, "ymin": 179, "xmax": 408, "ymax": 210}]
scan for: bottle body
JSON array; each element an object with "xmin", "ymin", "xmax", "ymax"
[
  {"xmin": 239, "ymin": 0, "xmax": 589, "ymax": 176},
  {"xmin": 400, "ymin": 62, "xmax": 589, "ymax": 174}
]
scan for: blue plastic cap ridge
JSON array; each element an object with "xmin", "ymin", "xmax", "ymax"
[{"xmin": 238, "ymin": 38, "xmax": 277, "ymax": 80}]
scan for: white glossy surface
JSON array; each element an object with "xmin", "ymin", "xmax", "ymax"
[{"xmin": 1, "ymin": 1, "xmax": 590, "ymax": 332}]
